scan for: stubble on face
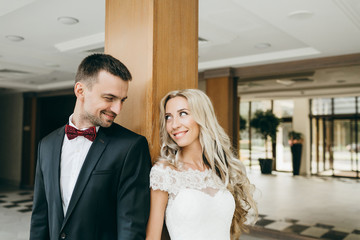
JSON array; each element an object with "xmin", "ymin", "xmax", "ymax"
[
  {"xmin": 74, "ymin": 70, "xmax": 128, "ymax": 129},
  {"xmin": 81, "ymin": 110, "xmax": 115, "ymax": 128}
]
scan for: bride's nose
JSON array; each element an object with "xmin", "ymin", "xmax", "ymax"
[{"xmin": 171, "ymin": 116, "xmax": 181, "ymax": 129}]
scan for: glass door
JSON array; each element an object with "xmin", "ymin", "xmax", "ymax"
[
  {"xmin": 332, "ymin": 118, "xmax": 359, "ymax": 177},
  {"xmin": 311, "ymin": 117, "xmax": 333, "ymax": 175},
  {"xmin": 311, "ymin": 116, "xmax": 360, "ymax": 178}
]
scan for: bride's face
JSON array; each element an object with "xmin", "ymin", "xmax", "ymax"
[{"xmin": 164, "ymin": 96, "xmax": 200, "ymax": 148}]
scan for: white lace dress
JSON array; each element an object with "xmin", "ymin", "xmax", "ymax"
[{"xmin": 150, "ymin": 164, "xmax": 235, "ymax": 240}]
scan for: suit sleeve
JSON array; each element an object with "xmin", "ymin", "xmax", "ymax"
[
  {"xmin": 116, "ymin": 136, "xmax": 151, "ymax": 240},
  {"xmin": 30, "ymin": 141, "xmax": 50, "ymax": 240}
]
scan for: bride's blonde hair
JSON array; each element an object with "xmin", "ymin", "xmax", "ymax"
[{"xmin": 159, "ymin": 89, "xmax": 258, "ymax": 238}]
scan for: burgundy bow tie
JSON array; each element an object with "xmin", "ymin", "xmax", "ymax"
[{"xmin": 65, "ymin": 125, "xmax": 97, "ymax": 142}]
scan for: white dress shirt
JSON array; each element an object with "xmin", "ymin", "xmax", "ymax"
[{"xmin": 60, "ymin": 115, "xmax": 99, "ymax": 216}]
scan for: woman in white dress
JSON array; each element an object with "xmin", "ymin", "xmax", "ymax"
[{"xmin": 146, "ymin": 89, "xmax": 257, "ymax": 240}]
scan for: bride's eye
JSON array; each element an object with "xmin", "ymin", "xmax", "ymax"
[
  {"xmin": 165, "ymin": 115, "xmax": 172, "ymax": 121},
  {"xmin": 179, "ymin": 111, "xmax": 188, "ymax": 117}
]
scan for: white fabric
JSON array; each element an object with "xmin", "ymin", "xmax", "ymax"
[
  {"xmin": 60, "ymin": 115, "xmax": 99, "ymax": 215},
  {"xmin": 150, "ymin": 164, "xmax": 235, "ymax": 240}
]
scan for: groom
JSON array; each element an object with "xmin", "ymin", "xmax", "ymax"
[{"xmin": 30, "ymin": 54, "xmax": 151, "ymax": 240}]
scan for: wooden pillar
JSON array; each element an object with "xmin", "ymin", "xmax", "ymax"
[
  {"xmin": 204, "ymin": 68, "xmax": 239, "ymax": 154},
  {"xmin": 105, "ymin": 0, "xmax": 198, "ymax": 160}
]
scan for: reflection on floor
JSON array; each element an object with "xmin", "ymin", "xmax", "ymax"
[
  {"xmin": 0, "ymin": 169, "xmax": 360, "ymax": 240},
  {"xmin": 246, "ymin": 169, "xmax": 360, "ymax": 240},
  {"xmin": 318, "ymin": 169, "xmax": 360, "ymax": 178}
]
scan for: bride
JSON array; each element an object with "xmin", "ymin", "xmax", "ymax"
[{"xmin": 146, "ymin": 89, "xmax": 257, "ymax": 240}]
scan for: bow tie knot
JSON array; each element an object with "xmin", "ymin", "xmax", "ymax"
[{"xmin": 65, "ymin": 125, "xmax": 96, "ymax": 142}]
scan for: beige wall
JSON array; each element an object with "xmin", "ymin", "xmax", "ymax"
[{"xmin": 0, "ymin": 93, "xmax": 23, "ymax": 186}]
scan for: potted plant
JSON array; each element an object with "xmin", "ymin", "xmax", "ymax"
[
  {"xmin": 240, "ymin": 115, "xmax": 247, "ymax": 132},
  {"xmin": 288, "ymin": 130, "xmax": 303, "ymax": 175},
  {"xmin": 250, "ymin": 110, "xmax": 281, "ymax": 174}
]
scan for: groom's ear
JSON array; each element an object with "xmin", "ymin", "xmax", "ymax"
[{"xmin": 74, "ymin": 82, "xmax": 85, "ymax": 99}]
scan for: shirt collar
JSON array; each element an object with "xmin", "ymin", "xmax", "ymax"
[{"xmin": 68, "ymin": 114, "xmax": 100, "ymax": 133}]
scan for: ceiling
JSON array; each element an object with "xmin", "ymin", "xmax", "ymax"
[{"xmin": 1, "ymin": 0, "xmax": 360, "ymax": 98}]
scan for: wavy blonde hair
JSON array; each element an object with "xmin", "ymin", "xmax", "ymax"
[{"xmin": 159, "ymin": 89, "xmax": 258, "ymax": 238}]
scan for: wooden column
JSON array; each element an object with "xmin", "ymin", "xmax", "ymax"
[
  {"xmin": 105, "ymin": 0, "xmax": 198, "ymax": 160},
  {"xmin": 204, "ymin": 68, "xmax": 239, "ymax": 153}
]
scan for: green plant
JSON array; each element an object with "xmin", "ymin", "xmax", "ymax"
[
  {"xmin": 239, "ymin": 115, "xmax": 247, "ymax": 132},
  {"xmin": 250, "ymin": 109, "xmax": 281, "ymax": 158},
  {"xmin": 288, "ymin": 130, "xmax": 302, "ymax": 140},
  {"xmin": 288, "ymin": 130, "xmax": 303, "ymax": 146}
]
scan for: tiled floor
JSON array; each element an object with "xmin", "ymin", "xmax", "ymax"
[
  {"xmin": 0, "ymin": 169, "xmax": 359, "ymax": 240},
  {"xmin": 247, "ymin": 169, "xmax": 360, "ymax": 240},
  {"xmin": 0, "ymin": 191, "xmax": 32, "ymax": 240}
]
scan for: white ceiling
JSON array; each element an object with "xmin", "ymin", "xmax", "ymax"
[{"xmin": 1, "ymin": 0, "xmax": 360, "ymax": 97}]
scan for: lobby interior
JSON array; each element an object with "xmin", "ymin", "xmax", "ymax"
[{"xmin": 1, "ymin": 0, "xmax": 360, "ymax": 239}]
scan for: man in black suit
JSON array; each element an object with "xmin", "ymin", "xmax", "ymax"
[{"xmin": 30, "ymin": 54, "xmax": 151, "ymax": 240}]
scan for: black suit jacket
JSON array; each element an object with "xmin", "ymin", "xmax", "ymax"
[{"xmin": 30, "ymin": 123, "xmax": 151, "ymax": 240}]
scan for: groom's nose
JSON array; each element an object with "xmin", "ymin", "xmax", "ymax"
[{"xmin": 110, "ymin": 100, "xmax": 122, "ymax": 115}]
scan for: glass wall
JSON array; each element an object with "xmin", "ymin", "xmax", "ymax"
[
  {"xmin": 240, "ymin": 95, "xmax": 360, "ymax": 178},
  {"xmin": 239, "ymin": 100, "xmax": 294, "ymax": 172},
  {"xmin": 239, "ymin": 100, "xmax": 271, "ymax": 167},
  {"xmin": 311, "ymin": 96, "xmax": 360, "ymax": 178},
  {"xmin": 334, "ymin": 97, "xmax": 356, "ymax": 115},
  {"xmin": 239, "ymin": 102, "xmax": 250, "ymax": 164}
]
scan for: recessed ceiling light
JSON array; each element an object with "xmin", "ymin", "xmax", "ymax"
[
  {"xmin": 57, "ymin": 16, "xmax": 79, "ymax": 25},
  {"xmin": 288, "ymin": 10, "xmax": 313, "ymax": 20},
  {"xmin": 337, "ymin": 79, "xmax": 346, "ymax": 83},
  {"xmin": 6, "ymin": 35, "xmax": 24, "ymax": 42},
  {"xmin": 276, "ymin": 79, "xmax": 294, "ymax": 86},
  {"xmin": 255, "ymin": 43, "xmax": 271, "ymax": 49}
]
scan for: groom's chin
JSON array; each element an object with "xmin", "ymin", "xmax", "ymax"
[{"xmin": 100, "ymin": 120, "xmax": 114, "ymax": 128}]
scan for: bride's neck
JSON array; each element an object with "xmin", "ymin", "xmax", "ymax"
[{"xmin": 179, "ymin": 144, "xmax": 205, "ymax": 170}]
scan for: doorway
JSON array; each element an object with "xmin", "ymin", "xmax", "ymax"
[
  {"xmin": 311, "ymin": 116, "xmax": 360, "ymax": 178},
  {"xmin": 21, "ymin": 91, "xmax": 75, "ymax": 188}
]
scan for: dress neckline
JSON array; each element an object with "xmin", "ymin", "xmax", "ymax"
[{"xmin": 159, "ymin": 163, "xmax": 211, "ymax": 174}]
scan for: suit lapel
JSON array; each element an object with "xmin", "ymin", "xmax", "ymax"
[
  {"xmin": 61, "ymin": 127, "xmax": 110, "ymax": 229},
  {"xmin": 52, "ymin": 127, "xmax": 65, "ymax": 224}
]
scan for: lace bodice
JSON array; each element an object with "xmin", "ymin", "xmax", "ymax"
[{"xmin": 150, "ymin": 163, "xmax": 235, "ymax": 240}]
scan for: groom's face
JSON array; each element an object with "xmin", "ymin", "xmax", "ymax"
[{"xmin": 79, "ymin": 70, "xmax": 129, "ymax": 128}]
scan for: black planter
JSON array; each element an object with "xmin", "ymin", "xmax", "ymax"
[
  {"xmin": 291, "ymin": 144, "xmax": 302, "ymax": 175},
  {"xmin": 259, "ymin": 158, "xmax": 273, "ymax": 174}
]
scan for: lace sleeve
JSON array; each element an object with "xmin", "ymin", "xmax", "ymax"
[{"xmin": 149, "ymin": 164, "xmax": 179, "ymax": 195}]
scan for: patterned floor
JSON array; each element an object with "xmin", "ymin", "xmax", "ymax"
[
  {"xmin": 0, "ymin": 192, "xmax": 33, "ymax": 214},
  {"xmin": 254, "ymin": 214, "xmax": 360, "ymax": 240},
  {"xmin": 1, "ymin": 170, "xmax": 360, "ymax": 240},
  {"xmin": 246, "ymin": 169, "xmax": 360, "ymax": 240},
  {"xmin": 0, "ymin": 190, "xmax": 359, "ymax": 240},
  {"xmin": 0, "ymin": 191, "xmax": 32, "ymax": 240}
]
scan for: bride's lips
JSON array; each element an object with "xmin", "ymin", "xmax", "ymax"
[{"xmin": 173, "ymin": 130, "xmax": 188, "ymax": 139}]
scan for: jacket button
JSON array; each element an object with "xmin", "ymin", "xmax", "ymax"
[{"xmin": 60, "ymin": 232, "xmax": 66, "ymax": 239}]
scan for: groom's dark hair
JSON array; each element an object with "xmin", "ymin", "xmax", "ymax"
[{"xmin": 75, "ymin": 53, "xmax": 132, "ymax": 89}]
